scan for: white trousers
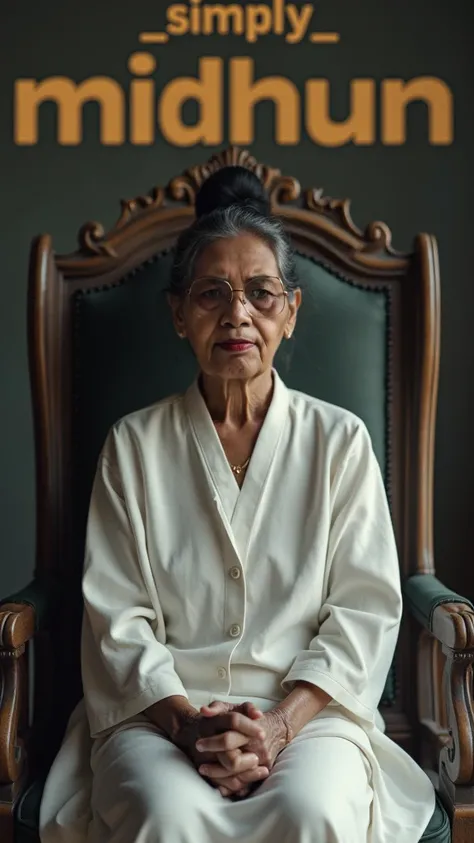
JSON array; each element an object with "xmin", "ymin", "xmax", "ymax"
[{"xmin": 87, "ymin": 717, "xmax": 373, "ymax": 843}]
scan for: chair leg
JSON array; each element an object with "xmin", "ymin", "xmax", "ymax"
[
  {"xmin": 0, "ymin": 786, "xmax": 15, "ymax": 843},
  {"xmin": 439, "ymin": 762, "xmax": 474, "ymax": 843}
]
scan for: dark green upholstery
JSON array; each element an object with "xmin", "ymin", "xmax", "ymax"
[
  {"xmin": 2, "ymin": 577, "xmax": 59, "ymax": 632},
  {"xmin": 403, "ymin": 574, "xmax": 474, "ymax": 631},
  {"xmin": 11, "ymin": 775, "xmax": 451, "ymax": 843},
  {"xmin": 421, "ymin": 793, "xmax": 451, "ymax": 843}
]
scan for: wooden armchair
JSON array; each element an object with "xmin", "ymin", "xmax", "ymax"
[{"xmin": 1, "ymin": 147, "xmax": 473, "ymax": 843}]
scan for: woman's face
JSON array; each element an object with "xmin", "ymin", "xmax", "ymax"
[{"xmin": 169, "ymin": 233, "xmax": 301, "ymax": 382}]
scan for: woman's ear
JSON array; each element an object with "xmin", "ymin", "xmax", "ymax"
[
  {"xmin": 286, "ymin": 287, "xmax": 302, "ymax": 338},
  {"xmin": 167, "ymin": 292, "xmax": 187, "ymax": 339}
]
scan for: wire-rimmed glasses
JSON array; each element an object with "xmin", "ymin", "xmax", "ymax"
[{"xmin": 187, "ymin": 276, "xmax": 289, "ymax": 318}]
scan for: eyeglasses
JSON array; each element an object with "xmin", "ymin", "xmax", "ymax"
[{"xmin": 187, "ymin": 276, "xmax": 289, "ymax": 318}]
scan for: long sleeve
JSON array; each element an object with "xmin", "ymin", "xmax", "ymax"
[
  {"xmin": 281, "ymin": 421, "xmax": 402, "ymax": 724},
  {"xmin": 81, "ymin": 427, "xmax": 188, "ymax": 738}
]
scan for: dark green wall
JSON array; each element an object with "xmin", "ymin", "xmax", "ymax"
[{"xmin": 1, "ymin": 0, "xmax": 473, "ymax": 597}]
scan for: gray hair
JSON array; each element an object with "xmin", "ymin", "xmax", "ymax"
[{"xmin": 169, "ymin": 203, "xmax": 298, "ymax": 296}]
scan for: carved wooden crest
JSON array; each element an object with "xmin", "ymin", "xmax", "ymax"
[
  {"xmin": 167, "ymin": 146, "xmax": 300, "ymax": 206},
  {"xmin": 75, "ymin": 145, "xmax": 404, "ymax": 261}
]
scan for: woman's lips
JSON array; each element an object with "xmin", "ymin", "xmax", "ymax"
[{"xmin": 217, "ymin": 341, "xmax": 255, "ymax": 353}]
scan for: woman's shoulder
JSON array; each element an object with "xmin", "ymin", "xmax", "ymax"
[
  {"xmin": 117, "ymin": 392, "xmax": 184, "ymax": 427},
  {"xmin": 289, "ymin": 390, "xmax": 373, "ymax": 465},
  {"xmin": 103, "ymin": 391, "xmax": 187, "ymax": 455},
  {"xmin": 288, "ymin": 386, "xmax": 367, "ymax": 431}
]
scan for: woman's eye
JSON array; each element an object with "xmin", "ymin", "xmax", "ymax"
[
  {"xmin": 249, "ymin": 288, "xmax": 271, "ymax": 300},
  {"xmin": 202, "ymin": 288, "xmax": 223, "ymax": 299}
]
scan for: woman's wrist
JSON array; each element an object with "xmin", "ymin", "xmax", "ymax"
[
  {"xmin": 145, "ymin": 695, "xmax": 199, "ymax": 742},
  {"xmin": 273, "ymin": 681, "xmax": 332, "ymax": 744},
  {"xmin": 269, "ymin": 708, "xmax": 293, "ymax": 750}
]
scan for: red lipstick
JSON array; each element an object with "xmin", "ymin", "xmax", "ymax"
[{"xmin": 217, "ymin": 341, "xmax": 254, "ymax": 353}]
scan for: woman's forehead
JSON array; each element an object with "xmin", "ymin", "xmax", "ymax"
[{"xmin": 195, "ymin": 234, "xmax": 278, "ymax": 276}]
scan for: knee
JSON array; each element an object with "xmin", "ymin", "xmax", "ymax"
[
  {"xmin": 278, "ymin": 787, "xmax": 367, "ymax": 841},
  {"xmin": 94, "ymin": 777, "xmax": 209, "ymax": 843},
  {"xmin": 278, "ymin": 788, "xmax": 328, "ymax": 834},
  {"xmin": 144, "ymin": 779, "xmax": 219, "ymax": 843}
]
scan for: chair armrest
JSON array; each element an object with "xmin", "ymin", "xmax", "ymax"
[
  {"xmin": 0, "ymin": 577, "xmax": 58, "ymax": 643},
  {"xmin": 0, "ymin": 578, "xmax": 58, "ymax": 785},
  {"xmin": 403, "ymin": 573, "xmax": 474, "ymax": 647},
  {"xmin": 404, "ymin": 572, "xmax": 474, "ymax": 809}
]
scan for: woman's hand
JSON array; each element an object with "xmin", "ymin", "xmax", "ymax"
[
  {"xmin": 197, "ymin": 701, "xmax": 288, "ymax": 797},
  {"xmin": 173, "ymin": 704, "xmax": 269, "ymax": 797},
  {"xmin": 198, "ymin": 701, "xmax": 269, "ymax": 797}
]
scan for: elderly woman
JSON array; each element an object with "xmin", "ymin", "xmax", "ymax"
[{"xmin": 40, "ymin": 166, "xmax": 435, "ymax": 843}]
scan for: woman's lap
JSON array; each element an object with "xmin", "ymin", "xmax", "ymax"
[{"xmin": 88, "ymin": 718, "xmax": 373, "ymax": 843}]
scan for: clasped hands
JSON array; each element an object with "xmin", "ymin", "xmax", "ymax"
[{"xmin": 177, "ymin": 700, "xmax": 288, "ymax": 799}]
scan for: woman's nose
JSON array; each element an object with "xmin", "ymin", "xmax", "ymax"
[{"xmin": 221, "ymin": 291, "xmax": 252, "ymax": 325}]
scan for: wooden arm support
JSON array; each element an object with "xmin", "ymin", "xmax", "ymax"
[
  {"xmin": 429, "ymin": 602, "xmax": 474, "ymax": 839},
  {"xmin": 0, "ymin": 603, "xmax": 36, "ymax": 785},
  {"xmin": 430, "ymin": 603, "xmax": 474, "ymax": 785},
  {"xmin": 0, "ymin": 603, "xmax": 36, "ymax": 652}
]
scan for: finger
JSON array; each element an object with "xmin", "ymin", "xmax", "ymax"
[
  {"xmin": 216, "ymin": 750, "xmax": 259, "ymax": 774},
  {"xmin": 215, "ymin": 749, "xmax": 241, "ymax": 772},
  {"xmin": 200, "ymin": 713, "xmax": 265, "ymax": 742},
  {"xmin": 198, "ymin": 757, "xmax": 257, "ymax": 780},
  {"xmin": 200, "ymin": 702, "xmax": 231, "ymax": 717},
  {"xmin": 240, "ymin": 702, "xmax": 264, "ymax": 720},
  {"xmin": 206, "ymin": 701, "xmax": 263, "ymax": 720},
  {"xmin": 218, "ymin": 778, "xmax": 252, "ymax": 798},
  {"xmin": 196, "ymin": 731, "xmax": 250, "ymax": 753},
  {"xmin": 217, "ymin": 776, "xmax": 246, "ymax": 793},
  {"xmin": 224, "ymin": 712, "xmax": 266, "ymax": 740},
  {"xmin": 237, "ymin": 766, "xmax": 269, "ymax": 783},
  {"xmin": 217, "ymin": 764, "xmax": 268, "ymax": 785}
]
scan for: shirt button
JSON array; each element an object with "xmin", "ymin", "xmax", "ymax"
[
  {"xmin": 229, "ymin": 624, "xmax": 241, "ymax": 638},
  {"xmin": 217, "ymin": 667, "xmax": 227, "ymax": 679},
  {"xmin": 229, "ymin": 566, "xmax": 241, "ymax": 580}
]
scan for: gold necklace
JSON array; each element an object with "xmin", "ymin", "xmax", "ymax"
[{"xmin": 229, "ymin": 456, "xmax": 251, "ymax": 476}]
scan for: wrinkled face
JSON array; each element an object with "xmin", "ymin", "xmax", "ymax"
[{"xmin": 168, "ymin": 233, "xmax": 301, "ymax": 382}]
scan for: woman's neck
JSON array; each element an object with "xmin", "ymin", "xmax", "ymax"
[{"xmin": 200, "ymin": 370, "xmax": 274, "ymax": 428}]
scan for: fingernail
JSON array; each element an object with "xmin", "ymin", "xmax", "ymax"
[
  {"xmin": 199, "ymin": 766, "xmax": 208, "ymax": 774},
  {"xmin": 196, "ymin": 742, "xmax": 204, "ymax": 751}
]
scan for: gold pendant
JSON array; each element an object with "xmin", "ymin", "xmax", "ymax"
[{"xmin": 230, "ymin": 457, "xmax": 250, "ymax": 475}]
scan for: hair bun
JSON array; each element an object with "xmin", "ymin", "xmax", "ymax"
[{"xmin": 195, "ymin": 166, "xmax": 270, "ymax": 218}]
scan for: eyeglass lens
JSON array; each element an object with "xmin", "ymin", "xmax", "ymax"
[{"xmin": 189, "ymin": 276, "xmax": 287, "ymax": 316}]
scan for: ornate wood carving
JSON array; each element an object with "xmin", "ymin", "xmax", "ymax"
[
  {"xmin": 0, "ymin": 604, "xmax": 35, "ymax": 651},
  {"xmin": 66, "ymin": 146, "xmax": 405, "ymax": 267},
  {"xmin": 0, "ymin": 604, "xmax": 35, "ymax": 791},
  {"xmin": 167, "ymin": 146, "xmax": 300, "ymax": 206},
  {"xmin": 433, "ymin": 604, "xmax": 474, "ymax": 651},
  {"xmin": 304, "ymin": 189, "xmax": 403, "ymax": 257},
  {"xmin": 427, "ymin": 600, "xmax": 474, "ymax": 838},
  {"xmin": 77, "ymin": 187, "xmax": 167, "ymax": 257},
  {"xmin": 441, "ymin": 651, "xmax": 474, "ymax": 785}
]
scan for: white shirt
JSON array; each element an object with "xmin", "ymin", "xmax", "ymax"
[
  {"xmin": 82, "ymin": 370, "xmax": 401, "ymax": 734},
  {"xmin": 40, "ymin": 370, "xmax": 435, "ymax": 843}
]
